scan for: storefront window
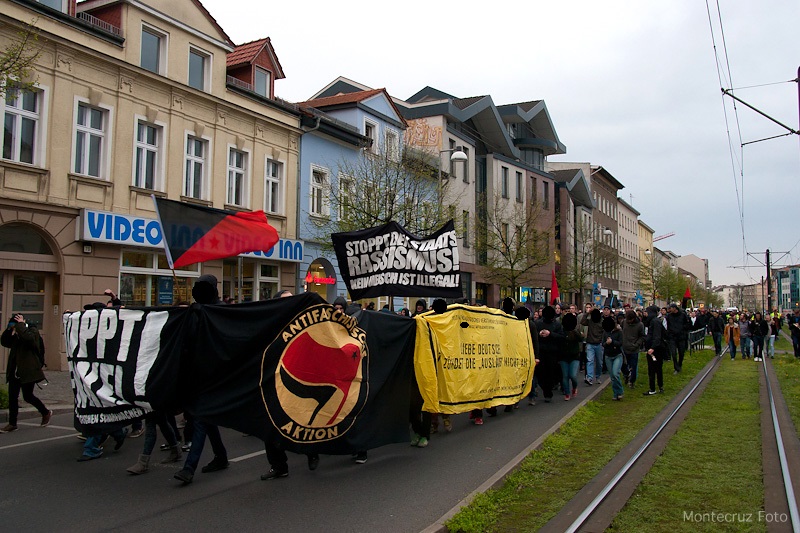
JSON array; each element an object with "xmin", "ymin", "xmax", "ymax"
[
  {"xmin": 119, "ymin": 250, "xmax": 199, "ymax": 306},
  {"xmin": 305, "ymin": 259, "xmax": 336, "ymax": 302},
  {"xmin": 11, "ymin": 273, "xmax": 44, "ymax": 327},
  {"xmin": 222, "ymin": 259, "xmax": 281, "ymax": 302}
]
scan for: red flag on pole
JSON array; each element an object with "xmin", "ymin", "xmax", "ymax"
[
  {"xmin": 683, "ymin": 286, "xmax": 692, "ymax": 299},
  {"xmin": 550, "ymin": 269, "xmax": 560, "ymax": 304}
]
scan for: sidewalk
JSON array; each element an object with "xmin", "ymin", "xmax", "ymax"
[{"xmin": 0, "ymin": 370, "xmax": 74, "ymax": 423}]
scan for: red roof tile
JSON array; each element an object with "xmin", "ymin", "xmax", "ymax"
[
  {"xmin": 298, "ymin": 88, "xmax": 385, "ymax": 108},
  {"xmin": 227, "ymin": 38, "xmax": 268, "ymax": 67}
]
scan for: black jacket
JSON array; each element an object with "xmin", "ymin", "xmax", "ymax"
[
  {"xmin": 2, "ymin": 322, "xmax": 45, "ymax": 384},
  {"xmin": 666, "ymin": 309, "xmax": 691, "ymax": 338},
  {"xmin": 533, "ymin": 318, "xmax": 565, "ymax": 361},
  {"xmin": 707, "ymin": 315, "xmax": 725, "ymax": 334}
]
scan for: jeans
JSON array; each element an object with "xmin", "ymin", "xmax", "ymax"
[
  {"xmin": 752, "ymin": 335, "xmax": 764, "ymax": 358},
  {"xmin": 83, "ymin": 428, "xmax": 126, "ymax": 458},
  {"xmin": 142, "ymin": 413, "xmax": 178, "ymax": 456},
  {"xmin": 729, "ymin": 339, "xmax": 737, "ymax": 359},
  {"xmin": 7, "ymin": 380, "xmax": 48, "ymax": 426},
  {"xmin": 605, "ymin": 354, "xmax": 624, "ymax": 398},
  {"xmin": 183, "ymin": 420, "xmax": 227, "ymax": 473},
  {"xmin": 624, "ymin": 351, "xmax": 639, "ymax": 386},
  {"xmin": 741, "ymin": 336, "xmax": 752, "ymax": 357},
  {"xmin": 559, "ymin": 360, "xmax": 579, "ymax": 396},
  {"xmin": 585, "ymin": 343, "xmax": 603, "ymax": 382},
  {"xmin": 766, "ymin": 335, "xmax": 775, "ymax": 358},
  {"xmin": 712, "ymin": 332, "xmax": 723, "ymax": 355}
]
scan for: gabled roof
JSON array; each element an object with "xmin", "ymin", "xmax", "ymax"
[
  {"xmin": 498, "ymin": 100, "xmax": 566, "ymax": 156},
  {"xmin": 192, "ymin": 0, "xmax": 234, "ymax": 46},
  {"xmin": 551, "ymin": 169, "xmax": 594, "ymax": 209},
  {"xmin": 299, "ymin": 88, "xmax": 407, "ymax": 128},
  {"xmin": 310, "ymin": 76, "xmax": 373, "ymax": 100},
  {"xmin": 226, "ymin": 37, "xmax": 285, "ymax": 79},
  {"xmin": 590, "ymin": 165, "xmax": 625, "ymax": 191}
]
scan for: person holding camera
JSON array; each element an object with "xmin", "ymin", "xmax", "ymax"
[{"xmin": 1, "ymin": 314, "xmax": 51, "ymax": 432}]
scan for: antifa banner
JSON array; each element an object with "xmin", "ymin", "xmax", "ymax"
[
  {"xmin": 331, "ymin": 220, "xmax": 461, "ymax": 300},
  {"xmin": 414, "ymin": 304, "xmax": 535, "ymax": 414},
  {"xmin": 66, "ymin": 293, "xmax": 416, "ymax": 454},
  {"xmin": 153, "ymin": 196, "xmax": 279, "ymax": 269}
]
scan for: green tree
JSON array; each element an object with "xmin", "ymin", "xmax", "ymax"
[
  {"xmin": 1, "ymin": 20, "xmax": 42, "ymax": 97},
  {"xmin": 558, "ymin": 219, "xmax": 618, "ymax": 306}
]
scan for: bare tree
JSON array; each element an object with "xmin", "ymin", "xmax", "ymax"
[
  {"xmin": 558, "ymin": 219, "xmax": 618, "ymax": 306},
  {"xmin": 1, "ymin": 20, "xmax": 42, "ymax": 96},
  {"xmin": 479, "ymin": 192, "xmax": 553, "ymax": 296}
]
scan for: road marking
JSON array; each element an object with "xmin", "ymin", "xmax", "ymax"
[
  {"xmin": 0, "ymin": 433, "xmax": 80, "ymax": 451},
  {"xmin": 18, "ymin": 422, "xmax": 75, "ymax": 431},
  {"xmin": 230, "ymin": 450, "xmax": 265, "ymax": 463}
]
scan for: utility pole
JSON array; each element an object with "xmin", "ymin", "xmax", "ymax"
[{"xmin": 766, "ymin": 249, "xmax": 772, "ymax": 312}]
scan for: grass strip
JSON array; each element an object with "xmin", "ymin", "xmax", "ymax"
[
  {"xmin": 445, "ymin": 350, "xmax": 714, "ymax": 533},
  {"xmin": 612, "ymin": 357, "xmax": 764, "ymax": 532},
  {"xmin": 771, "ymin": 350, "xmax": 800, "ymax": 434},
  {"xmin": 774, "ymin": 334, "xmax": 793, "ymax": 353}
]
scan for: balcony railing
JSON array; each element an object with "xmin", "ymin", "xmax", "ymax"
[
  {"xmin": 226, "ymin": 75, "xmax": 253, "ymax": 92},
  {"xmin": 77, "ymin": 12, "xmax": 123, "ymax": 37}
]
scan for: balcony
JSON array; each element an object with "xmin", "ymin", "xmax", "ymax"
[{"xmin": 76, "ymin": 11, "xmax": 123, "ymax": 37}]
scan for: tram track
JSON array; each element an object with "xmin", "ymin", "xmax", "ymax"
[{"xmin": 535, "ymin": 348, "xmax": 800, "ymax": 533}]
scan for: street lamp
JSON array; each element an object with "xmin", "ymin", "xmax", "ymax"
[{"xmin": 439, "ymin": 146, "xmax": 468, "ymax": 198}]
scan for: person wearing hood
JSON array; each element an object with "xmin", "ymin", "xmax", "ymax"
[
  {"xmin": 602, "ymin": 316, "xmax": 624, "ymax": 400},
  {"xmin": 534, "ymin": 306, "xmax": 565, "ymax": 403},
  {"xmin": 559, "ymin": 313, "xmax": 583, "ymax": 401},
  {"xmin": 412, "ymin": 299, "xmax": 428, "ymax": 317},
  {"xmin": 666, "ymin": 303, "xmax": 691, "ymax": 374},
  {"xmin": 580, "ymin": 305, "xmax": 604, "ymax": 385},
  {"xmin": 621, "ymin": 310, "xmax": 645, "ymax": 389},
  {"xmin": 174, "ymin": 275, "xmax": 230, "ymax": 484},
  {"xmin": 643, "ymin": 305, "xmax": 667, "ymax": 396},
  {"xmin": 1, "ymin": 314, "xmax": 50, "ymax": 433},
  {"xmin": 333, "ymin": 296, "xmax": 348, "ymax": 313}
]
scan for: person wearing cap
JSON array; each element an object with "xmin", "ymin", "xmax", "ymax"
[
  {"xmin": 666, "ymin": 303, "xmax": 691, "ymax": 374},
  {"xmin": 1, "ymin": 314, "xmax": 50, "ymax": 433}
]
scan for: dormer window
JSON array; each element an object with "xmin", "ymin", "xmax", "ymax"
[
  {"xmin": 37, "ymin": 0, "xmax": 67, "ymax": 12},
  {"xmin": 254, "ymin": 68, "xmax": 271, "ymax": 98},
  {"xmin": 364, "ymin": 120, "xmax": 378, "ymax": 153}
]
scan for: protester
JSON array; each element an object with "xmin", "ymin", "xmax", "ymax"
[
  {"xmin": 559, "ymin": 313, "xmax": 582, "ymax": 401},
  {"xmin": 621, "ymin": 310, "xmax": 645, "ymax": 389},
  {"xmin": 789, "ymin": 309, "xmax": 800, "ymax": 359},
  {"xmin": 580, "ymin": 305, "xmax": 604, "ymax": 385},
  {"xmin": 707, "ymin": 310, "xmax": 725, "ymax": 356},
  {"xmin": 724, "ymin": 316, "xmax": 740, "ymax": 360},
  {"xmin": 767, "ymin": 316, "xmax": 779, "ymax": 359},
  {"xmin": 602, "ymin": 316, "xmax": 624, "ymax": 400},
  {"xmin": 127, "ymin": 411, "xmax": 182, "ymax": 474},
  {"xmin": 666, "ymin": 303, "xmax": 691, "ymax": 374},
  {"xmin": 534, "ymin": 306, "xmax": 565, "ymax": 403},
  {"xmin": 738, "ymin": 313, "xmax": 752, "ymax": 359},
  {"xmin": 751, "ymin": 312, "xmax": 769, "ymax": 362},
  {"xmin": 174, "ymin": 275, "xmax": 230, "ymax": 484},
  {"xmin": 1, "ymin": 314, "xmax": 51, "ymax": 433},
  {"xmin": 643, "ymin": 305, "xmax": 667, "ymax": 395}
]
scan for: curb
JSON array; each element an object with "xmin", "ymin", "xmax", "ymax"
[
  {"xmin": 1, "ymin": 404, "xmax": 74, "ymax": 424},
  {"xmin": 420, "ymin": 379, "xmax": 611, "ymax": 533}
]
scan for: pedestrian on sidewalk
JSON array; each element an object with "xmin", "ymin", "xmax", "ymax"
[
  {"xmin": 1, "ymin": 314, "xmax": 51, "ymax": 433},
  {"xmin": 724, "ymin": 317, "xmax": 740, "ymax": 360},
  {"xmin": 643, "ymin": 305, "xmax": 667, "ymax": 396},
  {"xmin": 602, "ymin": 316, "xmax": 624, "ymax": 400}
]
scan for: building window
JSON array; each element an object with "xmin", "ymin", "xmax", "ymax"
[
  {"xmin": 134, "ymin": 121, "xmax": 161, "ymax": 190},
  {"xmin": 184, "ymin": 135, "xmax": 206, "ymax": 199},
  {"xmin": 364, "ymin": 120, "xmax": 378, "ymax": 153},
  {"xmin": 338, "ymin": 174, "xmax": 354, "ymax": 218},
  {"xmin": 3, "ymin": 88, "xmax": 39, "ymax": 164},
  {"xmin": 227, "ymin": 148, "xmax": 247, "ymax": 206},
  {"xmin": 140, "ymin": 26, "xmax": 166, "ymax": 74},
  {"xmin": 462, "ymin": 146, "xmax": 470, "ymax": 183},
  {"xmin": 543, "ymin": 180, "xmax": 550, "ymax": 209},
  {"xmin": 265, "ymin": 158, "xmax": 282, "ymax": 214},
  {"xmin": 385, "ymin": 129, "xmax": 399, "ymax": 161},
  {"xmin": 501, "ymin": 223, "xmax": 509, "ymax": 247},
  {"xmin": 254, "ymin": 68, "xmax": 271, "ymax": 98},
  {"xmin": 188, "ymin": 47, "xmax": 210, "ymax": 91},
  {"xmin": 462, "ymin": 210, "xmax": 470, "ymax": 248},
  {"xmin": 120, "ymin": 250, "xmax": 199, "ymax": 306},
  {"xmin": 74, "ymin": 103, "xmax": 106, "ymax": 178},
  {"xmin": 515, "ymin": 171, "xmax": 523, "ymax": 202},
  {"xmin": 501, "ymin": 167, "xmax": 509, "ymax": 198},
  {"xmin": 310, "ymin": 167, "xmax": 329, "ymax": 217},
  {"xmin": 448, "ymin": 139, "xmax": 457, "ymax": 176},
  {"xmin": 36, "ymin": 0, "xmax": 66, "ymax": 11}
]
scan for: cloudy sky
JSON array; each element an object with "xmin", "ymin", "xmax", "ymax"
[{"xmin": 202, "ymin": 0, "xmax": 799, "ymax": 286}]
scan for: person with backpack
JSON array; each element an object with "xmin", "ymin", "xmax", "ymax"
[{"xmin": 1, "ymin": 314, "xmax": 51, "ymax": 432}]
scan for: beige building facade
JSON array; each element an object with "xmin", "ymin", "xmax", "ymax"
[{"xmin": 0, "ymin": 0, "xmax": 301, "ymax": 370}]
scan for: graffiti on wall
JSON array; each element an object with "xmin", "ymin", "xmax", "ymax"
[{"xmin": 405, "ymin": 120, "xmax": 442, "ymax": 149}]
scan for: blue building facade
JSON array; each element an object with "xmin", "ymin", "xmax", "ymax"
[
  {"xmin": 296, "ymin": 86, "xmax": 406, "ymax": 303},
  {"xmin": 776, "ymin": 266, "xmax": 800, "ymax": 312}
]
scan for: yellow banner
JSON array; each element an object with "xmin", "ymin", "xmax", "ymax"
[{"xmin": 414, "ymin": 304, "xmax": 535, "ymax": 414}]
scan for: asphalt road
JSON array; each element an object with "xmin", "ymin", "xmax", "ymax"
[{"xmin": 0, "ymin": 386, "xmax": 604, "ymax": 533}]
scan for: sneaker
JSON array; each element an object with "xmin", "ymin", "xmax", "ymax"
[
  {"xmin": 261, "ymin": 468, "xmax": 288, "ymax": 480},
  {"xmin": 544, "ymin": 398, "xmax": 552, "ymax": 403},
  {"xmin": 417, "ymin": 437, "xmax": 429, "ymax": 448},
  {"xmin": 181, "ymin": 442, "xmax": 191, "ymax": 452},
  {"xmin": 528, "ymin": 398, "xmax": 536, "ymax": 406},
  {"xmin": 160, "ymin": 443, "xmax": 171, "ymax": 451},
  {"xmin": 572, "ymin": 388, "xmax": 578, "ymax": 397},
  {"xmin": 129, "ymin": 427, "xmax": 145, "ymax": 438},
  {"xmin": 643, "ymin": 390, "xmax": 657, "ymax": 396},
  {"xmin": 585, "ymin": 378, "xmax": 593, "ymax": 386},
  {"xmin": 201, "ymin": 456, "xmax": 229, "ymax": 473},
  {"xmin": 617, "ymin": 395, "xmax": 624, "ymax": 401},
  {"xmin": 430, "ymin": 423, "xmax": 439, "ymax": 434},
  {"xmin": 354, "ymin": 452, "xmax": 368, "ymax": 464},
  {"xmin": 174, "ymin": 467, "xmax": 194, "ymax": 483},
  {"xmin": 410, "ymin": 434, "xmax": 421, "ymax": 446},
  {"xmin": 659, "ymin": 388, "xmax": 665, "ymax": 393},
  {"xmin": 443, "ymin": 418, "xmax": 453, "ymax": 433},
  {"xmin": 1, "ymin": 424, "xmax": 18, "ymax": 433},
  {"xmin": 474, "ymin": 417, "xmax": 484, "ymax": 426},
  {"xmin": 564, "ymin": 395, "xmax": 571, "ymax": 401},
  {"xmin": 41, "ymin": 410, "xmax": 52, "ymax": 427}
]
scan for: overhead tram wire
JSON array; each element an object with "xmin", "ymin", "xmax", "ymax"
[{"xmin": 705, "ymin": 0, "xmax": 749, "ymax": 267}]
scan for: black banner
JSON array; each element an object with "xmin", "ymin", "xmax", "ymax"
[
  {"xmin": 331, "ymin": 220, "xmax": 462, "ymax": 300},
  {"xmin": 67, "ymin": 293, "xmax": 416, "ymax": 454}
]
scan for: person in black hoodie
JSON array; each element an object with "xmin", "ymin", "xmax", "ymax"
[
  {"xmin": 580, "ymin": 306, "xmax": 604, "ymax": 385},
  {"xmin": 707, "ymin": 310, "xmax": 725, "ymax": 356},
  {"xmin": 751, "ymin": 312, "xmax": 769, "ymax": 362},
  {"xmin": 621, "ymin": 310, "xmax": 644, "ymax": 389},
  {"xmin": 666, "ymin": 303, "xmax": 691, "ymax": 374},
  {"xmin": 559, "ymin": 313, "xmax": 583, "ymax": 401},
  {"xmin": 602, "ymin": 316, "xmax": 624, "ymax": 400},
  {"xmin": 534, "ymin": 306, "xmax": 565, "ymax": 403},
  {"xmin": 643, "ymin": 305, "xmax": 667, "ymax": 395}
]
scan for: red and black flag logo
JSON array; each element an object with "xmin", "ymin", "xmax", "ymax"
[
  {"xmin": 153, "ymin": 196, "xmax": 279, "ymax": 268},
  {"xmin": 263, "ymin": 303, "xmax": 369, "ymax": 444}
]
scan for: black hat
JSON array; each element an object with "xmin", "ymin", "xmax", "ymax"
[{"xmin": 83, "ymin": 301, "xmax": 106, "ymax": 310}]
